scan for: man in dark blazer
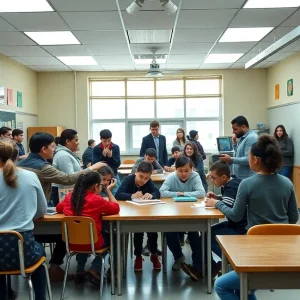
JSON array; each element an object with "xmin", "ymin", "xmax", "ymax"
[{"xmin": 140, "ymin": 120, "xmax": 168, "ymax": 169}]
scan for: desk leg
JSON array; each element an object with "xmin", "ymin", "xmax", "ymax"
[
  {"xmin": 240, "ymin": 273, "xmax": 248, "ymax": 300},
  {"xmin": 221, "ymin": 250, "xmax": 227, "ymax": 275},
  {"xmin": 201, "ymin": 231, "xmax": 206, "ymax": 277},
  {"xmin": 110, "ymin": 221, "xmax": 115, "ymax": 295},
  {"xmin": 207, "ymin": 219, "xmax": 212, "ymax": 294},
  {"xmin": 116, "ymin": 221, "xmax": 122, "ymax": 296},
  {"xmin": 162, "ymin": 233, "xmax": 167, "ymax": 274}
]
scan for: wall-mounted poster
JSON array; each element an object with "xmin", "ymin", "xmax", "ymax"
[
  {"xmin": 7, "ymin": 88, "xmax": 14, "ymax": 106},
  {"xmin": 17, "ymin": 91, "xmax": 22, "ymax": 108},
  {"xmin": 275, "ymin": 84, "xmax": 280, "ymax": 100},
  {"xmin": 0, "ymin": 86, "xmax": 5, "ymax": 104},
  {"xmin": 287, "ymin": 79, "xmax": 293, "ymax": 96}
]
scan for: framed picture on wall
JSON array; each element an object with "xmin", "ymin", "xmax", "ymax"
[
  {"xmin": 7, "ymin": 88, "xmax": 14, "ymax": 106},
  {"xmin": 287, "ymin": 79, "xmax": 293, "ymax": 96},
  {"xmin": 0, "ymin": 86, "xmax": 5, "ymax": 105}
]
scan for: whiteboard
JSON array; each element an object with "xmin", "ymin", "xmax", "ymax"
[{"xmin": 267, "ymin": 102, "xmax": 300, "ymax": 165}]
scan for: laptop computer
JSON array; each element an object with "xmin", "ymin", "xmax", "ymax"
[{"xmin": 216, "ymin": 137, "xmax": 234, "ymax": 154}]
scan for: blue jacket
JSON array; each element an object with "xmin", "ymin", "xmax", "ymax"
[
  {"xmin": 92, "ymin": 143, "xmax": 121, "ymax": 175},
  {"xmin": 140, "ymin": 133, "xmax": 168, "ymax": 167},
  {"xmin": 82, "ymin": 146, "xmax": 93, "ymax": 169}
]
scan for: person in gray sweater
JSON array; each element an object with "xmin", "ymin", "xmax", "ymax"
[
  {"xmin": 206, "ymin": 135, "xmax": 299, "ymax": 300},
  {"xmin": 274, "ymin": 124, "xmax": 294, "ymax": 178}
]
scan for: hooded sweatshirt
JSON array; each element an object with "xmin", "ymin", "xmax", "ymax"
[{"xmin": 159, "ymin": 171, "xmax": 205, "ymax": 198}]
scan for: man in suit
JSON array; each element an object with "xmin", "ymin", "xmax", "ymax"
[{"xmin": 140, "ymin": 120, "xmax": 168, "ymax": 169}]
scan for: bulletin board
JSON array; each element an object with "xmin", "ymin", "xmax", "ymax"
[{"xmin": 0, "ymin": 109, "xmax": 16, "ymax": 129}]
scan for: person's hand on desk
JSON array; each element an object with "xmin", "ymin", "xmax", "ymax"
[
  {"xmin": 89, "ymin": 162, "xmax": 107, "ymax": 171},
  {"xmin": 131, "ymin": 191, "xmax": 143, "ymax": 199},
  {"xmin": 143, "ymin": 193, "xmax": 153, "ymax": 200},
  {"xmin": 205, "ymin": 197, "xmax": 219, "ymax": 207},
  {"xmin": 152, "ymin": 170, "xmax": 158, "ymax": 174},
  {"xmin": 219, "ymin": 154, "xmax": 232, "ymax": 163},
  {"xmin": 206, "ymin": 191, "xmax": 217, "ymax": 199}
]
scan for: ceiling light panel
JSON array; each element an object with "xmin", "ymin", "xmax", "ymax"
[
  {"xmin": 0, "ymin": 0, "xmax": 54, "ymax": 12},
  {"xmin": 56, "ymin": 56, "xmax": 98, "ymax": 65},
  {"xmin": 219, "ymin": 27, "xmax": 274, "ymax": 42},
  {"xmin": 244, "ymin": 0, "xmax": 300, "ymax": 8},
  {"xmin": 24, "ymin": 31, "xmax": 81, "ymax": 45},
  {"xmin": 204, "ymin": 53, "xmax": 244, "ymax": 64},
  {"xmin": 128, "ymin": 29, "xmax": 172, "ymax": 44}
]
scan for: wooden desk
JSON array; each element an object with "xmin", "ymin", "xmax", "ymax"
[
  {"xmin": 103, "ymin": 198, "xmax": 224, "ymax": 295},
  {"xmin": 118, "ymin": 164, "xmax": 134, "ymax": 169},
  {"xmin": 217, "ymin": 235, "xmax": 300, "ymax": 300},
  {"xmin": 118, "ymin": 168, "xmax": 132, "ymax": 175}
]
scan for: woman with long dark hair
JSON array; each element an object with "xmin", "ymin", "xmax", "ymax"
[
  {"xmin": 173, "ymin": 128, "xmax": 186, "ymax": 152},
  {"xmin": 274, "ymin": 125, "xmax": 294, "ymax": 178}
]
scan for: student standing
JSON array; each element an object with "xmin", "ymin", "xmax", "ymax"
[
  {"xmin": 0, "ymin": 139, "xmax": 48, "ymax": 300},
  {"xmin": 173, "ymin": 128, "xmax": 186, "ymax": 152},
  {"xmin": 187, "ymin": 130, "xmax": 206, "ymax": 160},
  {"xmin": 219, "ymin": 116, "xmax": 258, "ymax": 180},
  {"xmin": 274, "ymin": 124, "xmax": 294, "ymax": 178},
  {"xmin": 140, "ymin": 121, "xmax": 168, "ymax": 169},
  {"xmin": 206, "ymin": 135, "xmax": 299, "ymax": 300},
  {"xmin": 12, "ymin": 129, "xmax": 27, "ymax": 160},
  {"xmin": 115, "ymin": 161, "xmax": 161, "ymax": 272},
  {"xmin": 82, "ymin": 139, "xmax": 96, "ymax": 168}
]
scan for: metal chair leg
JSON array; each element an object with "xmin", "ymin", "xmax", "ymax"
[
  {"xmin": 60, "ymin": 254, "xmax": 73, "ymax": 300},
  {"xmin": 100, "ymin": 255, "xmax": 106, "ymax": 298},
  {"xmin": 130, "ymin": 233, "xmax": 133, "ymax": 259},
  {"xmin": 42, "ymin": 262, "xmax": 53, "ymax": 300},
  {"xmin": 122, "ymin": 233, "xmax": 127, "ymax": 278},
  {"xmin": 161, "ymin": 233, "xmax": 167, "ymax": 274},
  {"xmin": 27, "ymin": 275, "xmax": 34, "ymax": 300},
  {"xmin": 50, "ymin": 243, "xmax": 53, "ymax": 257}
]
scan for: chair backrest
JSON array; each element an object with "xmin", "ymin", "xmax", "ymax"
[
  {"xmin": 0, "ymin": 231, "xmax": 26, "ymax": 276},
  {"xmin": 58, "ymin": 188, "xmax": 74, "ymax": 202},
  {"xmin": 123, "ymin": 159, "xmax": 135, "ymax": 164},
  {"xmin": 61, "ymin": 216, "xmax": 98, "ymax": 254},
  {"xmin": 248, "ymin": 224, "xmax": 300, "ymax": 235}
]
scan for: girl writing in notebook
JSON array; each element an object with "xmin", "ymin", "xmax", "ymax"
[{"xmin": 56, "ymin": 171, "xmax": 119, "ymax": 286}]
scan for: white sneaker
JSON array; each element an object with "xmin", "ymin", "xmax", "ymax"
[{"xmin": 172, "ymin": 255, "xmax": 185, "ymax": 271}]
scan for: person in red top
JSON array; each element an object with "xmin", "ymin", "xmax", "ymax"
[{"xmin": 56, "ymin": 170, "xmax": 119, "ymax": 286}]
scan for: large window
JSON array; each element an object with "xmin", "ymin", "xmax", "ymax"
[{"xmin": 89, "ymin": 77, "xmax": 222, "ymax": 153}]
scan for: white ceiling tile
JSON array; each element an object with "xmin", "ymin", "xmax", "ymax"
[
  {"xmin": 122, "ymin": 11, "xmax": 175, "ymax": 30},
  {"xmin": 60, "ymin": 12, "xmax": 122, "ymax": 30},
  {"xmin": 181, "ymin": 0, "xmax": 244, "ymax": 9},
  {"xmin": 87, "ymin": 44, "xmax": 130, "ymax": 55},
  {"xmin": 10, "ymin": 57, "xmax": 29, "ymax": 64},
  {"xmin": 28, "ymin": 65, "xmax": 71, "ymax": 71},
  {"xmin": 130, "ymin": 43, "xmax": 170, "ymax": 54},
  {"xmin": 177, "ymin": 9, "xmax": 238, "ymax": 29},
  {"xmin": 199, "ymin": 63, "xmax": 231, "ymax": 69},
  {"xmin": 69, "ymin": 65, "xmax": 104, "ymax": 71},
  {"xmin": 101, "ymin": 64, "xmax": 135, "ymax": 71},
  {"xmin": 230, "ymin": 8, "xmax": 297, "ymax": 27},
  {"xmin": 261, "ymin": 26, "xmax": 296, "ymax": 42},
  {"xmin": 281, "ymin": 10, "xmax": 300, "ymax": 26},
  {"xmin": 166, "ymin": 63, "xmax": 199, "ymax": 69},
  {"xmin": 0, "ymin": 46, "xmax": 51, "ymax": 57},
  {"xmin": 0, "ymin": 32, "xmax": 35, "ymax": 45},
  {"xmin": 174, "ymin": 28, "xmax": 223, "ymax": 43},
  {"xmin": 171, "ymin": 43, "xmax": 213, "ymax": 54},
  {"xmin": 13, "ymin": 56, "xmax": 63, "ymax": 65},
  {"xmin": 0, "ymin": 17, "xmax": 17, "ymax": 31},
  {"xmin": 250, "ymin": 41, "xmax": 274, "ymax": 53},
  {"xmin": 168, "ymin": 54, "xmax": 206, "ymax": 64},
  {"xmin": 42, "ymin": 45, "xmax": 91, "ymax": 56},
  {"xmin": 237, "ymin": 52, "xmax": 260, "ymax": 63},
  {"xmin": 73, "ymin": 30, "xmax": 126, "ymax": 44},
  {"xmin": 211, "ymin": 42, "xmax": 257, "ymax": 54},
  {"xmin": 94, "ymin": 55, "xmax": 133, "ymax": 64},
  {"xmin": 135, "ymin": 64, "xmax": 154, "ymax": 70},
  {"xmin": 229, "ymin": 62, "xmax": 246, "ymax": 69},
  {"xmin": 49, "ymin": 0, "xmax": 118, "ymax": 11},
  {"xmin": 0, "ymin": 12, "xmax": 69, "ymax": 31}
]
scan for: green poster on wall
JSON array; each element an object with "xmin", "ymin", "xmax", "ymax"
[
  {"xmin": 17, "ymin": 91, "xmax": 22, "ymax": 108},
  {"xmin": 287, "ymin": 79, "xmax": 293, "ymax": 96}
]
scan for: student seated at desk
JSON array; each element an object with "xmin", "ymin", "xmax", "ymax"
[
  {"xmin": 0, "ymin": 139, "xmax": 47, "ymax": 299},
  {"xmin": 165, "ymin": 146, "xmax": 181, "ymax": 172},
  {"xmin": 115, "ymin": 161, "xmax": 161, "ymax": 272},
  {"xmin": 131, "ymin": 148, "xmax": 163, "ymax": 174},
  {"xmin": 160, "ymin": 156, "xmax": 206, "ymax": 272},
  {"xmin": 205, "ymin": 135, "xmax": 299, "ymax": 300},
  {"xmin": 98, "ymin": 165, "xmax": 115, "ymax": 197},
  {"xmin": 56, "ymin": 172, "xmax": 119, "ymax": 286},
  {"xmin": 181, "ymin": 160, "xmax": 246, "ymax": 282}
]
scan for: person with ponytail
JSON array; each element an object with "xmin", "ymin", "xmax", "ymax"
[
  {"xmin": 205, "ymin": 135, "xmax": 299, "ymax": 300},
  {"xmin": 0, "ymin": 139, "xmax": 48, "ymax": 299},
  {"xmin": 56, "ymin": 170, "xmax": 119, "ymax": 286}
]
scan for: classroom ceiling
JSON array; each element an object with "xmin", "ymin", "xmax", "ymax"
[{"xmin": 0, "ymin": 0, "xmax": 299, "ymax": 72}]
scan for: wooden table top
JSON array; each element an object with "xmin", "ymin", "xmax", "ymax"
[
  {"xmin": 118, "ymin": 164, "xmax": 134, "ymax": 169},
  {"xmin": 118, "ymin": 170, "xmax": 170, "ymax": 182},
  {"xmin": 118, "ymin": 169, "xmax": 132, "ymax": 175},
  {"xmin": 36, "ymin": 198, "xmax": 224, "ymax": 222},
  {"xmin": 217, "ymin": 235, "xmax": 300, "ymax": 272}
]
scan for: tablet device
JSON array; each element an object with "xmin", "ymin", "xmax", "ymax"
[{"xmin": 173, "ymin": 196, "xmax": 197, "ymax": 202}]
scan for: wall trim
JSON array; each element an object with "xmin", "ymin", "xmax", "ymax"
[
  {"xmin": 268, "ymin": 101, "xmax": 300, "ymax": 110},
  {"xmin": 0, "ymin": 109, "xmax": 38, "ymax": 117}
]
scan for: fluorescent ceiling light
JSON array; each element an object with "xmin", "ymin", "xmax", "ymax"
[
  {"xmin": 134, "ymin": 58, "xmax": 167, "ymax": 64},
  {"xmin": 160, "ymin": 0, "xmax": 178, "ymax": 16},
  {"xmin": 0, "ymin": 0, "xmax": 53, "ymax": 12},
  {"xmin": 244, "ymin": 0, "xmax": 300, "ymax": 8},
  {"xmin": 219, "ymin": 27, "xmax": 274, "ymax": 42},
  {"xmin": 128, "ymin": 29, "xmax": 172, "ymax": 44},
  {"xmin": 24, "ymin": 31, "xmax": 80, "ymax": 46},
  {"xmin": 57, "ymin": 56, "xmax": 98, "ymax": 66},
  {"xmin": 204, "ymin": 53, "xmax": 244, "ymax": 64},
  {"xmin": 246, "ymin": 25, "xmax": 300, "ymax": 69},
  {"xmin": 126, "ymin": 0, "xmax": 144, "ymax": 16}
]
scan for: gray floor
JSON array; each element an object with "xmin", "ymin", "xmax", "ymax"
[{"xmin": 10, "ymin": 238, "xmax": 300, "ymax": 300}]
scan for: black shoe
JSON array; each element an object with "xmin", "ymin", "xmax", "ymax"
[
  {"xmin": 157, "ymin": 248, "xmax": 162, "ymax": 256},
  {"xmin": 8, "ymin": 290, "xmax": 18, "ymax": 300},
  {"xmin": 74, "ymin": 271, "xmax": 86, "ymax": 285},
  {"xmin": 181, "ymin": 262, "xmax": 202, "ymax": 281}
]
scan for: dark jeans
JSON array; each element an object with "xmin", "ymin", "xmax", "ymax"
[
  {"xmin": 34, "ymin": 234, "xmax": 67, "ymax": 265},
  {"xmin": 165, "ymin": 232, "xmax": 202, "ymax": 270},
  {"xmin": 278, "ymin": 166, "xmax": 293, "ymax": 179},
  {"xmin": 50, "ymin": 186, "xmax": 59, "ymax": 207},
  {"xmin": 134, "ymin": 232, "xmax": 158, "ymax": 256}
]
